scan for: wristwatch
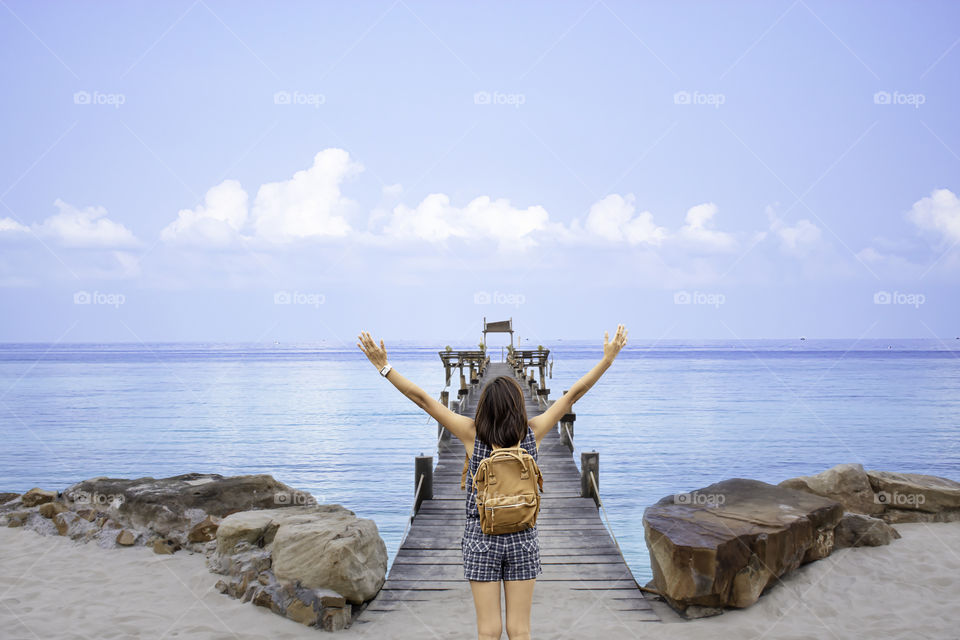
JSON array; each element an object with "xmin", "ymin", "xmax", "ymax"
[{"xmin": 379, "ymin": 364, "xmax": 392, "ymax": 377}]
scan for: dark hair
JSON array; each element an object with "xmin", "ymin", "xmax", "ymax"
[{"xmin": 474, "ymin": 376, "xmax": 528, "ymax": 448}]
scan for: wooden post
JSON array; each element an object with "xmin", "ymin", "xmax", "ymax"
[
  {"xmin": 438, "ymin": 391, "xmax": 451, "ymax": 442},
  {"xmin": 559, "ymin": 412, "xmax": 575, "ymax": 451},
  {"xmin": 458, "ymin": 371, "xmax": 468, "ymax": 398},
  {"xmin": 581, "ymin": 451, "xmax": 599, "ymax": 505},
  {"xmin": 415, "ymin": 454, "xmax": 433, "ymax": 515}
]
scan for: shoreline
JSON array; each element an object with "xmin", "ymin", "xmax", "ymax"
[{"xmin": 3, "ymin": 521, "xmax": 959, "ymax": 639}]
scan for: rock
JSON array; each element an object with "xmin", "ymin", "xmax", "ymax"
[
  {"xmin": 188, "ymin": 515, "xmax": 221, "ymax": 542},
  {"xmin": 251, "ymin": 588, "xmax": 275, "ymax": 609},
  {"xmin": 320, "ymin": 603, "xmax": 352, "ymax": 632},
  {"xmin": 215, "ymin": 580, "xmax": 229, "ymax": 594},
  {"xmin": 116, "ymin": 529, "xmax": 136, "ymax": 546},
  {"xmin": 269, "ymin": 509, "xmax": 388, "ymax": 603},
  {"xmin": 53, "ymin": 511, "xmax": 78, "ymax": 536},
  {"xmin": 76, "ymin": 509, "xmax": 97, "ymax": 521},
  {"xmin": 834, "ymin": 513, "xmax": 901, "ymax": 548},
  {"xmin": 6, "ymin": 511, "xmax": 30, "ymax": 527},
  {"xmin": 286, "ymin": 596, "xmax": 319, "ymax": 626},
  {"xmin": 151, "ymin": 538, "xmax": 181, "ymax": 555},
  {"xmin": 643, "ymin": 478, "xmax": 843, "ymax": 612},
  {"xmin": 866, "ymin": 470, "xmax": 960, "ymax": 520},
  {"xmin": 0, "ymin": 492, "xmax": 20, "ymax": 505},
  {"xmin": 216, "ymin": 511, "xmax": 282, "ymax": 553},
  {"xmin": 779, "ymin": 464, "xmax": 884, "ymax": 515},
  {"xmin": 61, "ymin": 473, "xmax": 303, "ymax": 544},
  {"xmin": 21, "ymin": 488, "xmax": 56, "ymax": 508},
  {"xmin": 684, "ymin": 605, "xmax": 724, "ymax": 619},
  {"xmin": 38, "ymin": 502, "xmax": 68, "ymax": 519}
]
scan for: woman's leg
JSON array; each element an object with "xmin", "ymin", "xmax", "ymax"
[
  {"xmin": 469, "ymin": 580, "xmax": 502, "ymax": 639},
  {"xmin": 503, "ymin": 578, "xmax": 535, "ymax": 640}
]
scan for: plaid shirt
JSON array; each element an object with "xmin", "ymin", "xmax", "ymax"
[{"xmin": 464, "ymin": 424, "xmax": 538, "ymax": 518}]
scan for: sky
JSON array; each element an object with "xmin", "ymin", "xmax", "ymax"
[{"xmin": 1, "ymin": 0, "xmax": 959, "ymax": 345}]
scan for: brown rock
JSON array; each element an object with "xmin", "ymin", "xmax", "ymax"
[
  {"xmin": 0, "ymin": 492, "xmax": 20, "ymax": 505},
  {"xmin": 320, "ymin": 604, "xmax": 352, "ymax": 632},
  {"xmin": 643, "ymin": 478, "xmax": 843, "ymax": 612},
  {"xmin": 6, "ymin": 511, "xmax": 30, "ymax": 527},
  {"xmin": 76, "ymin": 508, "xmax": 96, "ymax": 521},
  {"xmin": 38, "ymin": 502, "xmax": 68, "ymax": 519},
  {"xmin": 251, "ymin": 588, "xmax": 274, "ymax": 609},
  {"xmin": 779, "ymin": 464, "xmax": 883, "ymax": 515},
  {"xmin": 834, "ymin": 513, "xmax": 901, "ymax": 548},
  {"xmin": 286, "ymin": 598, "xmax": 319, "ymax": 626},
  {"xmin": 867, "ymin": 470, "xmax": 960, "ymax": 516},
  {"xmin": 152, "ymin": 538, "xmax": 181, "ymax": 554},
  {"xmin": 21, "ymin": 488, "xmax": 56, "ymax": 508},
  {"xmin": 188, "ymin": 515, "xmax": 221, "ymax": 543},
  {"xmin": 53, "ymin": 512, "xmax": 76, "ymax": 536},
  {"xmin": 116, "ymin": 529, "xmax": 136, "ymax": 546}
]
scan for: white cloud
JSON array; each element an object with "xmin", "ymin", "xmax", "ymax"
[
  {"xmin": 35, "ymin": 199, "xmax": 139, "ymax": 248},
  {"xmin": 765, "ymin": 206, "xmax": 822, "ymax": 256},
  {"xmin": 161, "ymin": 179, "xmax": 249, "ymax": 246},
  {"xmin": 583, "ymin": 194, "xmax": 667, "ymax": 246},
  {"xmin": 383, "ymin": 193, "xmax": 550, "ymax": 250},
  {"xmin": 677, "ymin": 202, "xmax": 737, "ymax": 252},
  {"xmin": 907, "ymin": 188, "xmax": 960, "ymax": 245},
  {"xmin": 251, "ymin": 148, "xmax": 362, "ymax": 242},
  {"xmin": 0, "ymin": 217, "xmax": 29, "ymax": 234}
]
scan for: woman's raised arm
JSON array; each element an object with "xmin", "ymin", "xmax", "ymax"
[
  {"xmin": 357, "ymin": 330, "xmax": 475, "ymax": 444},
  {"xmin": 529, "ymin": 324, "xmax": 628, "ymax": 443}
]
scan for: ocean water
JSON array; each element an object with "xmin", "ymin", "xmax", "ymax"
[{"xmin": 1, "ymin": 339, "xmax": 958, "ymax": 582}]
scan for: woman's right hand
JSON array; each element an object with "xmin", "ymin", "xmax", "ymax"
[{"xmin": 602, "ymin": 324, "xmax": 628, "ymax": 362}]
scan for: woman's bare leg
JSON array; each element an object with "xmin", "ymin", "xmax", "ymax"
[
  {"xmin": 469, "ymin": 580, "xmax": 503, "ymax": 639},
  {"xmin": 503, "ymin": 579, "xmax": 535, "ymax": 639}
]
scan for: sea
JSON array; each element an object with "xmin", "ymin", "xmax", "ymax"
[{"xmin": 1, "ymin": 339, "xmax": 958, "ymax": 583}]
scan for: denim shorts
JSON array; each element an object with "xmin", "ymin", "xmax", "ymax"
[{"xmin": 461, "ymin": 517, "xmax": 542, "ymax": 582}]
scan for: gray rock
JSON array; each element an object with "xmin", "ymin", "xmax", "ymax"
[
  {"xmin": 779, "ymin": 463, "xmax": 883, "ymax": 515},
  {"xmin": 834, "ymin": 512, "xmax": 901, "ymax": 548}
]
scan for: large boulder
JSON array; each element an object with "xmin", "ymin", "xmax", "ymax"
[
  {"xmin": 866, "ymin": 470, "xmax": 960, "ymax": 522},
  {"xmin": 21, "ymin": 488, "xmax": 56, "ymax": 508},
  {"xmin": 779, "ymin": 464, "xmax": 883, "ymax": 515},
  {"xmin": 0, "ymin": 492, "xmax": 20, "ymax": 505},
  {"xmin": 833, "ymin": 513, "xmax": 900, "ymax": 548},
  {"xmin": 213, "ymin": 505, "xmax": 387, "ymax": 605},
  {"xmin": 643, "ymin": 478, "xmax": 843, "ymax": 612},
  {"xmin": 61, "ymin": 473, "xmax": 304, "ymax": 545}
]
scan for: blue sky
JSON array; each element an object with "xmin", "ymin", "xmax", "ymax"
[{"xmin": 1, "ymin": 0, "xmax": 958, "ymax": 344}]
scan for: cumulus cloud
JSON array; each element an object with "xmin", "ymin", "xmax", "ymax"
[
  {"xmin": 161, "ymin": 179, "xmax": 249, "ymax": 246},
  {"xmin": 34, "ymin": 199, "xmax": 139, "ymax": 248},
  {"xmin": 677, "ymin": 202, "xmax": 737, "ymax": 252},
  {"xmin": 765, "ymin": 206, "xmax": 822, "ymax": 256},
  {"xmin": 251, "ymin": 148, "xmax": 362, "ymax": 242},
  {"xmin": 383, "ymin": 193, "xmax": 550, "ymax": 250},
  {"xmin": 0, "ymin": 217, "xmax": 29, "ymax": 234},
  {"xmin": 583, "ymin": 194, "xmax": 667, "ymax": 246},
  {"xmin": 907, "ymin": 188, "xmax": 960, "ymax": 245}
]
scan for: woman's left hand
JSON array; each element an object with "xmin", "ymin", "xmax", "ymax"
[{"xmin": 357, "ymin": 330, "xmax": 388, "ymax": 370}]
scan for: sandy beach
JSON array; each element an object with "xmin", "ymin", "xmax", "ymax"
[{"xmin": 2, "ymin": 522, "xmax": 958, "ymax": 639}]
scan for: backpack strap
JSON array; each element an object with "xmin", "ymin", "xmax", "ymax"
[{"xmin": 460, "ymin": 453, "xmax": 470, "ymax": 491}]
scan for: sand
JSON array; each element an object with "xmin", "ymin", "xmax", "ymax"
[{"xmin": 1, "ymin": 522, "xmax": 958, "ymax": 639}]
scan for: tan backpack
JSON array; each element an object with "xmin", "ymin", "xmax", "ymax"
[{"xmin": 460, "ymin": 443, "xmax": 544, "ymax": 535}]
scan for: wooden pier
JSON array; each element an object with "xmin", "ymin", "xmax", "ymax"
[{"xmin": 355, "ymin": 350, "xmax": 659, "ymax": 634}]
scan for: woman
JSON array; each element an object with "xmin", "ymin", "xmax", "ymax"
[{"xmin": 357, "ymin": 325, "xmax": 628, "ymax": 640}]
